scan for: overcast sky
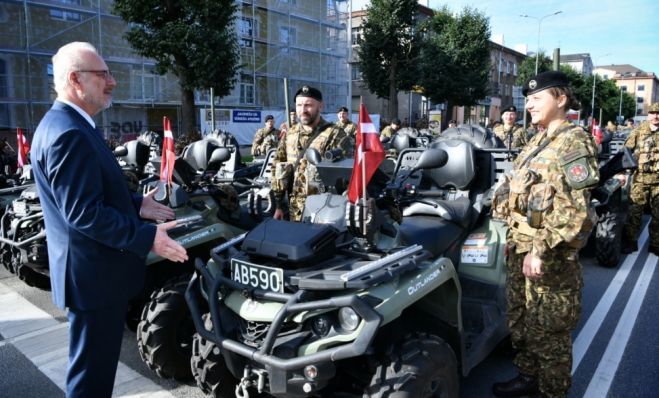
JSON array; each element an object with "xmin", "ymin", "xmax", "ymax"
[{"xmin": 349, "ymin": 0, "xmax": 659, "ymax": 74}]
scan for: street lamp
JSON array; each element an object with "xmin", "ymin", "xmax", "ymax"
[
  {"xmin": 520, "ymin": 11, "xmax": 562, "ymax": 75},
  {"xmin": 618, "ymin": 87, "xmax": 625, "ymax": 124}
]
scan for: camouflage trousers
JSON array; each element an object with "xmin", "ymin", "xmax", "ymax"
[
  {"xmin": 506, "ymin": 245, "xmax": 582, "ymax": 398},
  {"xmin": 287, "ymin": 193, "xmax": 306, "ymax": 222},
  {"xmin": 624, "ymin": 181, "xmax": 659, "ymax": 249}
]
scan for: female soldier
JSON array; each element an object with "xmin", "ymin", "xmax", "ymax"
[{"xmin": 492, "ymin": 71, "xmax": 599, "ymax": 398}]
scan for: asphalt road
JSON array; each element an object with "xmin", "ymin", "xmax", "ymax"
[{"xmin": 1, "ymin": 223, "xmax": 658, "ymax": 398}]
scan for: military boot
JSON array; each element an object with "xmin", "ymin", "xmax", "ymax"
[
  {"xmin": 620, "ymin": 240, "xmax": 638, "ymax": 254},
  {"xmin": 492, "ymin": 373, "xmax": 539, "ymax": 397}
]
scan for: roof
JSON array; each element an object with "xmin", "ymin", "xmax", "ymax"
[{"xmin": 594, "ymin": 64, "xmax": 644, "ymax": 74}]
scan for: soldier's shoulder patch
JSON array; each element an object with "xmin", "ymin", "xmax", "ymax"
[
  {"xmin": 561, "ymin": 157, "xmax": 598, "ymax": 189},
  {"xmin": 559, "ymin": 146, "xmax": 589, "ymax": 165},
  {"xmin": 567, "ymin": 162, "xmax": 589, "ymax": 183}
]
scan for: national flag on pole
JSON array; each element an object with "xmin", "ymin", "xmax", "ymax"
[
  {"xmin": 16, "ymin": 128, "xmax": 30, "ymax": 167},
  {"xmin": 592, "ymin": 119, "xmax": 603, "ymax": 145},
  {"xmin": 347, "ymin": 103, "xmax": 385, "ymax": 203},
  {"xmin": 160, "ymin": 117, "xmax": 176, "ymax": 186}
]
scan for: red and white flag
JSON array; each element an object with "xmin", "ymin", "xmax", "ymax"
[
  {"xmin": 160, "ymin": 117, "xmax": 176, "ymax": 186},
  {"xmin": 16, "ymin": 128, "xmax": 30, "ymax": 167},
  {"xmin": 347, "ymin": 103, "xmax": 385, "ymax": 203}
]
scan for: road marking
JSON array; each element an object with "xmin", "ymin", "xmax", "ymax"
[
  {"xmin": 572, "ymin": 226, "xmax": 649, "ymax": 374},
  {"xmin": 0, "ymin": 282, "xmax": 176, "ymax": 397},
  {"xmin": 582, "ymin": 250, "xmax": 657, "ymax": 398}
]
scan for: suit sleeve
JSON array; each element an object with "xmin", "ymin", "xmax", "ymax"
[{"xmin": 46, "ymin": 130, "xmax": 156, "ymax": 257}]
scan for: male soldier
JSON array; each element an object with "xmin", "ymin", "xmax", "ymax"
[
  {"xmin": 271, "ymin": 86, "xmax": 350, "ymax": 221},
  {"xmin": 380, "ymin": 118, "xmax": 400, "ymax": 142},
  {"xmin": 621, "ymin": 102, "xmax": 659, "ymax": 255},
  {"xmin": 251, "ymin": 114, "xmax": 280, "ymax": 157},
  {"xmin": 335, "ymin": 106, "xmax": 356, "ymax": 141},
  {"xmin": 494, "ymin": 105, "xmax": 529, "ymax": 150}
]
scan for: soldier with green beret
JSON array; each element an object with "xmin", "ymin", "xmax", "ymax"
[
  {"xmin": 492, "ymin": 70, "xmax": 599, "ymax": 398},
  {"xmin": 621, "ymin": 102, "xmax": 659, "ymax": 255},
  {"xmin": 271, "ymin": 86, "xmax": 350, "ymax": 221}
]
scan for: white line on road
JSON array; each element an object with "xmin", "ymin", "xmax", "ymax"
[
  {"xmin": 572, "ymin": 226, "xmax": 649, "ymax": 374},
  {"xmin": 0, "ymin": 281, "xmax": 176, "ymax": 398},
  {"xmin": 582, "ymin": 251, "xmax": 658, "ymax": 398}
]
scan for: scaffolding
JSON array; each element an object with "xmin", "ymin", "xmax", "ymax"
[{"xmin": 0, "ymin": 0, "xmax": 349, "ymax": 140}]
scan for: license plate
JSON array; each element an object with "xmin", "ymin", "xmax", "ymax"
[{"xmin": 231, "ymin": 259, "xmax": 284, "ymax": 293}]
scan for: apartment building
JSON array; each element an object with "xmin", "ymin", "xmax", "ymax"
[
  {"xmin": 0, "ymin": 0, "xmax": 349, "ymax": 143},
  {"xmin": 594, "ymin": 64, "xmax": 659, "ymax": 116}
]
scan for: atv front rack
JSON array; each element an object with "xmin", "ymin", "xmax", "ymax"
[{"xmin": 186, "ymin": 241, "xmax": 430, "ymax": 371}]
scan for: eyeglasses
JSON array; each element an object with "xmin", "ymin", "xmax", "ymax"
[{"xmin": 76, "ymin": 69, "xmax": 114, "ymax": 80}]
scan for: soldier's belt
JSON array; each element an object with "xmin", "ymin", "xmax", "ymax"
[{"xmin": 510, "ymin": 212, "xmax": 539, "ymax": 237}]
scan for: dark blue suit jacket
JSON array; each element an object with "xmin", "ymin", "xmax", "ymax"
[{"xmin": 31, "ymin": 101, "xmax": 156, "ymax": 310}]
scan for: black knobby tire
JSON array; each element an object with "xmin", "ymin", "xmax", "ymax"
[
  {"xmin": 595, "ymin": 211, "xmax": 622, "ymax": 268},
  {"xmin": 364, "ymin": 333, "xmax": 459, "ymax": 398},
  {"xmin": 16, "ymin": 263, "xmax": 51, "ymax": 290},
  {"xmin": 137, "ymin": 274, "xmax": 194, "ymax": 380},
  {"xmin": 190, "ymin": 314, "xmax": 237, "ymax": 398}
]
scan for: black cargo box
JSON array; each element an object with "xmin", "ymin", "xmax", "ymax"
[{"xmin": 242, "ymin": 219, "xmax": 338, "ymax": 265}]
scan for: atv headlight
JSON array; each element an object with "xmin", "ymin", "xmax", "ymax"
[{"xmin": 338, "ymin": 307, "xmax": 360, "ymax": 331}]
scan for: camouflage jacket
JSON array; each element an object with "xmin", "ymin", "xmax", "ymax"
[
  {"xmin": 336, "ymin": 120, "xmax": 356, "ymax": 138},
  {"xmin": 271, "ymin": 117, "xmax": 349, "ymax": 208},
  {"xmin": 505, "ymin": 121, "xmax": 599, "ymax": 260},
  {"xmin": 494, "ymin": 123, "xmax": 529, "ymax": 149},
  {"xmin": 624, "ymin": 121, "xmax": 659, "ymax": 184},
  {"xmin": 380, "ymin": 126, "xmax": 396, "ymax": 140},
  {"xmin": 251, "ymin": 127, "xmax": 280, "ymax": 156}
]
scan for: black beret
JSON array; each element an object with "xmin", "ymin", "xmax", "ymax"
[
  {"xmin": 523, "ymin": 70, "xmax": 569, "ymax": 96},
  {"xmin": 501, "ymin": 105, "xmax": 517, "ymax": 115},
  {"xmin": 264, "ymin": 114, "xmax": 274, "ymax": 121},
  {"xmin": 295, "ymin": 85, "xmax": 323, "ymax": 102},
  {"xmin": 337, "ymin": 106, "xmax": 349, "ymax": 113}
]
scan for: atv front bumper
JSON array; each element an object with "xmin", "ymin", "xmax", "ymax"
[{"xmin": 186, "ymin": 258, "xmax": 383, "ymax": 396}]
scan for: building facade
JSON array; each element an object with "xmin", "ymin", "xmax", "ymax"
[
  {"xmin": 594, "ymin": 64, "xmax": 659, "ymax": 116},
  {"xmin": 0, "ymin": 0, "xmax": 349, "ymax": 143},
  {"xmin": 560, "ymin": 53, "xmax": 594, "ymax": 76}
]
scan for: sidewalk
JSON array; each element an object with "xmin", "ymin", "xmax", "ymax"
[{"xmin": 0, "ymin": 281, "xmax": 175, "ymax": 398}]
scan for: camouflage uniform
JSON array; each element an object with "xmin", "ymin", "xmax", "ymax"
[
  {"xmin": 251, "ymin": 127, "xmax": 280, "ymax": 156},
  {"xmin": 623, "ymin": 117, "xmax": 659, "ymax": 250},
  {"xmin": 271, "ymin": 117, "xmax": 349, "ymax": 221},
  {"xmin": 499, "ymin": 121, "xmax": 599, "ymax": 398},
  {"xmin": 380, "ymin": 125, "xmax": 397, "ymax": 141},
  {"xmin": 336, "ymin": 120, "xmax": 356, "ymax": 139},
  {"xmin": 494, "ymin": 123, "xmax": 529, "ymax": 149}
]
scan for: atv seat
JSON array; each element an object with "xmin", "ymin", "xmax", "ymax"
[
  {"xmin": 402, "ymin": 196, "xmax": 475, "ymax": 229},
  {"xmin": 399, "ymin": 215, "xmax": 464, "ymax": 258}
]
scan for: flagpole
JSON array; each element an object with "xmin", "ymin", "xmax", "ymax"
[{"xmin": 359, "ymin": 99, "xmax": 367, "ymax": 236}]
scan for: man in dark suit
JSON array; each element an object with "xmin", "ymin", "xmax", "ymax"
[{"xmin": 31, "ymin": 42, "xmax": 188, "ymax": 398}]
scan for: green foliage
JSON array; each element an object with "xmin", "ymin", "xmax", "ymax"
[
  {"xmin": 357, "ymin": 0, "xmax": 421, "ymax": 119},
  {"xmin": 113, "ymin": 0, "xmax": 240, "ymax": 132},
  {"xmin": 416, "ymin": 6, "xmax": 491, "ymax": 107},
  {"xmin": 515, "ymin": 53, "xmax": 552, "ymax": 86}
]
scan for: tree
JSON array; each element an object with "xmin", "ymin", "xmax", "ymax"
[
  {"xmin": 417, "ymin": 6, "xmax": 491, "ymax": 119},
  {"xmin": 515, "ymin": 52, "xmax": 552, "ymax": 87},
  {"xmin": 357, "ymin": 0, "xmax": 421, "ymax": 121},
  {"xmin": 113, "ymin": 0, "xmax": 240, "ymax": 135}
]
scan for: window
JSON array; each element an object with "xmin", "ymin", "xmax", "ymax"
[
  {"xmin": 506, "ymin": 61, "xmax": 510, "ymax": 75},
  {"xmin": 239, "ymin": 17, "xmax": 255, "ymax": 37},
  {"xmin": 0, "ymin": 59, "xmax": 9, "ymax": 127},
  {"xmin": 351, "ymin": 65, "xmax": 362, "ymax": 80},
  {"xmin": 621, "ymin": 86, "xmax": 627, "ymax": 92},
  {"xmin": 351, "ymin": 27, "xmax": 363, "ymax": 45},
  {"xmin": 50, "ymin": 0, "xmax": 81, "ymax": 22},
  {"xmin": 279, "ymin": 26, "xmax": 297, "ymax": 45},
  {"xmin": 637, "ymin": 97, "xmax": 643, "ymax": 103},
  {"xmin": 637, "ymin": 85, "xmax": 645, "ymax": 91},
  {"xmin": 131, "ymin": 69, "xmax": 157, "ymax": 100},
  {"xmin": 513, "ymin": 63, "xmax": 518, "ymax": 76},
  {"xmin": 240, "ymin": 82, "xmax": 254, "ymax": 104}
]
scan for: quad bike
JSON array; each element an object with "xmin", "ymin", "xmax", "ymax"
[
  {"xmin": 185, "ymin": 127, "xmax": 513, "ymax": 397},
  {"xmin": 587, "ymin": 146, "xmax": 637, "ymax": 267},
  {"xmin": 135, "ymin": 140, "xmax": 267, "ymax": 381}
]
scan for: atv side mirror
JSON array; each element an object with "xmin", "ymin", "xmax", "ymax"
[
  {"xmin": 305, "ymin": 148, "xmax": 322, "ymax": 166},
  {"xmin": 412, "ymin": 148, "xmax": 449, "ymax": 172},
  {"xmin": 113, "ymin": 145, "xmax": 128, "ymax": 157},
  {"xmin": 208, "ymin": 147, "xmax": 231, "ymax": 170}
]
